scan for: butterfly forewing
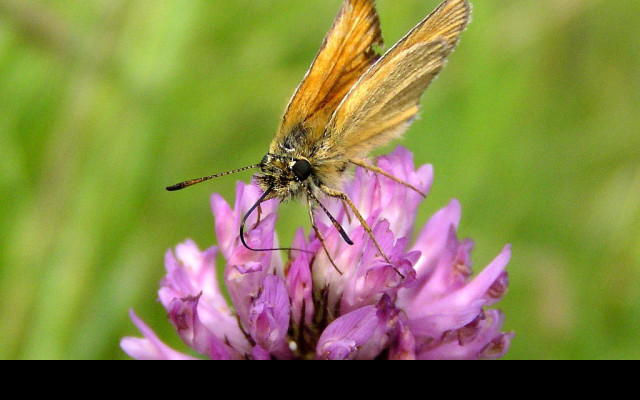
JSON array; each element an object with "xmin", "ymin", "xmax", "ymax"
[
  {"xmin": 325, "ymin": 0, "xmax": 471, "ymax": 160},
  {"xmin": 397, "ymin": 0, "xmax": 471, "ymax": 50},
  {"xmin": 273, "ymin": 0, "xmax": 383, "ymax": 152}
]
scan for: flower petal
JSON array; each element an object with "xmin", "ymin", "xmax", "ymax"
[
  {"xmin": 249, "ymin": 275, "xmax": 292, "ymax": 359},
  {"xmin": 121, "ymin": 309, "xmax": 197, "ymax": 360},
  {"xmin": 407, "ymin": 245, "xmax": 512, "ymax": 338},
  {"xmin": 211, "ymin": 182, "xmax": 278, "ymax": 260},
  {"xmin": 388, "ymin": 318, "xmax": 417, "ymax": 360},
  {"xmin": 316, "ymin": 296, "xmax": 395, "ymax": 360},
  {"xmin": 221, "ymin": 201, "xmax": 282, "ymax": 327},
  {"xmin": 286, "ymin": 228, "xmax": 316, "ymax": 326},
  {"xmin": 159, "ymin": 240, "xmax": 249, "ymax": 355},
  {"xmin": 212, "ymin": 182, "xmax": 282, "ymax": 270},
  {"xmin": 316, "ymin": 305, "xmax": 379, "ymax": 360},
  {"xmin": 409, "ymin": 199, "xmax": 462, "ymax": 279},
  {"xmin": 374, "ymin": 146, "xmax": 433, "ymax": 239},
  {"xmin": 340, "ymin": 221, "xmax": 417, "ymax": 314},
  {"xmin": 418, "ymin": 310, "xmax": 514, "ymax": 360},
  {"xmin": 252, "ymin": 345, "xmax": 272, "ymax": 360},
  {"xmin": 167, "ymin": 293, "xmax": 236, "ymax": 359}
]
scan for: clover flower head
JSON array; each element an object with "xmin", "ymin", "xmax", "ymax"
[{"xmin": 121, "ymin": 146, "xmax": 513, "ymax": 360}]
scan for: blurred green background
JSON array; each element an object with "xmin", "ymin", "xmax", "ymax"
[{"xmin": 1, "ymin": 0, "xmax": 638, "ymax": 360}]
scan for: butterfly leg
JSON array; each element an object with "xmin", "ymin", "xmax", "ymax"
[
  {"xmin": 341, "ymin": 199, "xmax": 352, "ymax": 224},
  {"xmin": 319, "ymin": 184, "xmax": 405, "ymax": 278},
  {"xmin": 350, "ymin": 159, "xmax": 426, "ymax": 197},
  {"xmin": 306, "ymin": 196, "xmax": 343, "ymax": 275}
]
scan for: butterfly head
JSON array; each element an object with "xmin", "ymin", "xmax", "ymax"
[{"xmin": 256, "ymin": 153, "xmax": 313, "ymax": 201}]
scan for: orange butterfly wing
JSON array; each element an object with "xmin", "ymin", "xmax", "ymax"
[
  {"xmin": 271, "ymin": 0, "xmax": 383, "ymax": 152},
  {"xmin": 326, "ymin": 0, "xmax": 471, "ymax": 159}
]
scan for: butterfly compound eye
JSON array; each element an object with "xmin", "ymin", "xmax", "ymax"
[{"xmin": 292, "ymin": 159, "xmax": 312, "ymax": 181}]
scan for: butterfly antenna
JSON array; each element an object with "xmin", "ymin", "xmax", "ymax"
[{"xmin": 166, "ymin": 164, "xmax": 261, "ymax": 191}]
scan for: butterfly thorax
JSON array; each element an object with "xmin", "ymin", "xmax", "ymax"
[{"xmin": 255, "ymin": 124, "xmax": 348, "ymax": 202}]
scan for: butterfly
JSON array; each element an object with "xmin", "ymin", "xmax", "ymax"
[{"xmin": 168, "ymin": 0, "xmax": 471, "ymax": 275}]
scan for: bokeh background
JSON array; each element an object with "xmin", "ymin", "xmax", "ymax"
[{"xmin": 1, "ymin": 0, "xmax": 638, "ymax": 360}]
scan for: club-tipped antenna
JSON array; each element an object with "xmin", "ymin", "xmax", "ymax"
[{"xmin": 166, "ymin": 164, "xmax": 261, "ymax": 191}]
